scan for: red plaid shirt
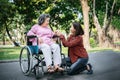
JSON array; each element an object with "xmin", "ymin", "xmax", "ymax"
[{"xmin": 60, "ymin": 34, "xmax": 88, "ymax": 63}]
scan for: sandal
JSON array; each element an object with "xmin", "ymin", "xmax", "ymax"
[
  {"xmin": 47, "ymin": 66, "xmax": 55, "ymax": 73},
  {"xmin": 57, "ymin": 67, "xmax": 64, "ymax": 72},
  {"xmin": 54, "ymin": 65, "xmax": 64, "ymax": 72}
]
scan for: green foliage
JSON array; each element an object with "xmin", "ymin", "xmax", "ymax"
[
  {"xmin": 1, "ymin": 0, "xmax": 120, "ymax": 48},
  {"xmin": 97, "ymin": 11, "xmax": 105, "ymax": 26},
  {"xmin": 14, "ymin": 0, "xmax": 38, "ymax": 24},
  {"xmin": 0, "ymin": 0, "xmax": 16, "ymax": 26},
  {"xmin": 111, "ymin": 0, "xmax": 120, "ymax": 30},
  {"xmin": 48, "ymin": 0, "xmax": 81, "ymax": 32},
  {"xmin": 90, "ymin": 37, "xmax": 97, "ymax": 48},
  {"xmin": 13, "ymin": 0, "xmax": 81, "ymax": 32},
  {"xmin": 94, "ymin": 0, "xmax": 120, "ymax": 29},
  {"xmin": 0, "ymin": 0, "xmax": 16, "ymax": 42},
  {"xmin": 112, "ymin": 16, "xmax": 120, "ymax": 30}
]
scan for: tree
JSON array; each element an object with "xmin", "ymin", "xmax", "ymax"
[
  {"xmin": 0, "ymin": 0, "xmax": 20, "ymax": 46},
  {"xmin": 92, "ymin": 0, "xmax": 120, "ymax": 48},
  {"xmin": 80, "ymin": 0, "xmax": 90, "ymax": 49},
  {"xmin": 14, "ymin": 0, "xmax": 81, "ymax": 31}
]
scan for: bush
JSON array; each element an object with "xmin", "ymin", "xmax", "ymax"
[{"xmin": 90, "ymin": 38, "xmax": 97, "ymax": 48}]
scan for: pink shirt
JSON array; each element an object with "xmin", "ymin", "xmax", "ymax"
[{"xmin": 27, "ymin": 24, "xmax": 54, "ymax": 45}]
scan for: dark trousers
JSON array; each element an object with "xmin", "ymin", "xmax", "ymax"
[{"xmin": 66, "ymin": 57, "xmax": 88, "ymax": 75}]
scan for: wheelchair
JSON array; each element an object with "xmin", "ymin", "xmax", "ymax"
[{"xmin": 19, "ymin": 34, "xmax": 68, "ymax": 78}]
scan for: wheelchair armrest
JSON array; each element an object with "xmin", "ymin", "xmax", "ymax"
[
  {"xmin": 24, "ymin": 31, "xmax": 37, "ymax": 39},
  {"xmin": 27, "ymin": 35, "xmax": 37, "ymax": 39},
  {"xmin": 27, "ymin": 35, "xmax": 38, "ymax": 45}
]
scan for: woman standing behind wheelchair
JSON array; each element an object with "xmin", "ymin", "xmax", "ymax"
[
  {"xmin": 56, "ymin": 22, "xmax": 93, "ymax": 75},
  {"xmin": 27, "ymin": 14, "xmax": 64, "ymax": 73}
]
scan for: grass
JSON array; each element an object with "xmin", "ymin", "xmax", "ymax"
[
  {"xmin": 114, "ymin": 42, "xmax": 120, "ymax": 45},
  {"xmin": 0, "ymin": 47, "xmax": 21, "ymax": 60},
  {"xmin": 0, "ymin": 46, "xmax": 120, "ymax": 60}
]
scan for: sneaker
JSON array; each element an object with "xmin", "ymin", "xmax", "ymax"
[{"xmin": 87, "ymin": 63, "xmax": 93, "ymax": 74}]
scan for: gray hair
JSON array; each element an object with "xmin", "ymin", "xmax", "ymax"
[{"xmin": 38, "ymin": 14, "xmax": 50, "ymax": 25}]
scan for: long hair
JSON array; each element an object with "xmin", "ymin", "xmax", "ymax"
[
  {"xmin": 38, "ymin": 14, "xmax": 50, "ymax": 25},
  {"xmin": 72, "ymin": 22, "xmax": 84, "ymax": 36}
]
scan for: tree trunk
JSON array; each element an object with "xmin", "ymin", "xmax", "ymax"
[
  {"xmin": 93, "ymin": 15, "xmax": 102, "ymax": 47},
  {"xmin": 80, "ymin": 0, "xmax": 90, "ymax": 49},
  {"xmin": 2, "ymin": 32, "xmax": 6, "ymax": 45},
  {"xmin": 5, "ymin": 24, "xmax": 20, "ymax": 46},
  {"xmin": 93, "ymin": 0, "xmax": 118, "ymax": 48},
  {"xmin": 93, "ymin": 16, "xmax": 114, "ymax": 48},
  {"xmin": 108, "ymin": 26, "xmax": 120, "ymax": 42},
  {"xmin": 104, "ymin": 0, "xmax": 116, "ymax": 36}
]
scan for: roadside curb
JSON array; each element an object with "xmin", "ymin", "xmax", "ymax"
[{"xmin": 0, "ymin": 59, "xmax": 19, "ymax": 63}]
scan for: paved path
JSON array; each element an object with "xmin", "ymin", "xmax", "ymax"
[{"xmin": 0, "ymin": 50, "xmax": 120, "ymax": 80}]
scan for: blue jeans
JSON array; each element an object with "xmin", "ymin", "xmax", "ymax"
[{"xmin": 66, "ymin": 57, "xmax": 88, "ymax": 75}]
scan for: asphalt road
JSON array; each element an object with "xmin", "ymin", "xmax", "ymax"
[{"xmin": 0, "ymin": 50, "xmax": 120, "ymax": 80}]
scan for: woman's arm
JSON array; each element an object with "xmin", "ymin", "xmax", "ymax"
[
  {"xmin": 27, "ymin": 25, "xmax": 37, "ymax": 36},
  {"xmin": 60, "ymin": 35, "xmax": 82, "ymax": 47}
]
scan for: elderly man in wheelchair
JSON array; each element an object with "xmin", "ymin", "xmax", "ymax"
[{"xmin": 19, "ymin": 14, "xmax": 67, "ymax": 78}]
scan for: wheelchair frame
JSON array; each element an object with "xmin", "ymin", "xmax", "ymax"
[{"xmin": 19, "ymin": 35, "xmax": 68, "ymax": 78}]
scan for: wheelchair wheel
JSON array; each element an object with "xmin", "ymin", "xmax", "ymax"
[
  {"xmin": 19, "ymin": 46, "xmax": 33, "ymax": 76},
  {"xmin": 34, "ymin": 56, "xmax": 44, "ymax": 79}
]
